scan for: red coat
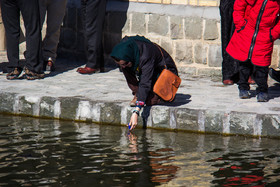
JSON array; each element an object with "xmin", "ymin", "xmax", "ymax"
[{"xmin": 226, "ymin": 0, "xmax": 280, "ymax": 66}]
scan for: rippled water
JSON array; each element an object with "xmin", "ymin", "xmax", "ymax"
[{"xmin": 1, "ymin": 115, "xmax": 280, "ymax": 186}]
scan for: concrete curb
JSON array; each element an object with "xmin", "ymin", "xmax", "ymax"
[{"xmin": 1, "ymin": 91, "xmax": 280, "ymax": 138}]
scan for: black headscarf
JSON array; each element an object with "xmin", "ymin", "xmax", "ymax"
[{"xmin": 110, "ymin": 35, "xmax": 152, "ymax": 71}]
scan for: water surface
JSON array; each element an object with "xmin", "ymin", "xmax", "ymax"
[{"xmin": 0, "ymin": 115, "xmax": 280, "ymax": 186}]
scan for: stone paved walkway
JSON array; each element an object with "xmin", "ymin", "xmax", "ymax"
[{"xmin": 0, "ymin": 57, "xmax": 280, "ymax": 138}]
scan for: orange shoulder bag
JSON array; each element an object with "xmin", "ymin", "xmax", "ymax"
[{"xmin": 153, "ymin": 44, "xmax": 181, "ymax": 102}]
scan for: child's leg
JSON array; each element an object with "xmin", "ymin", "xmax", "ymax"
[
  {"xmin": 253, "ymin": 65, "xmax": 269, "ymax": 93},
  {"xmin": 238, "ymin": 60, "xmax": 252, "ymax": 91},
  {"xmin": 253, "ymin": 65, "xmax": 269, "ymax": 102}
]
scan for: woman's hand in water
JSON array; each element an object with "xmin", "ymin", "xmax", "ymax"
[{"xmin": 128, "ymin": 112, "xmax": 138, "ymax": 130}]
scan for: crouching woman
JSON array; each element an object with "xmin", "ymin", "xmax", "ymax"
[{"xmin": 110, "ymin": 35, "xmax": 179, "ymax": 130}]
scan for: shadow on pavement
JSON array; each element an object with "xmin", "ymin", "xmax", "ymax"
[
  {"xmin": 164, "ymin": 93, "xmax": 192, "ymax": 107},
  {"xmin": 268, "ymin": 83, "xmax": 280, "ymax": 100},
  {"xmin": 247, "ymin": 83, "xmax": 280, "ymax": 100},
  {"xmin": 0, "ymin": 58, "xmax": 102, "ymax": 78}
]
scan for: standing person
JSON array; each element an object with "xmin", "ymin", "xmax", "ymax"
[
  {"xmin": 111, "ymin": 35, "xmax": 179, "ymax": 130},
  {"xmin": 39, "ymin": 0, "xmax": 68, "ymax": 73},
  {"xmin": 77, "ymin": 0, "xmax": 107, "ymax": 74},
  {"xmin": 220, "ymin": 0, "xmax": 239, "ymax": 85},
  {"xmin": 1, "ymin": 0, "xmax": 44, "ymax": 80},
  {"xmin": 226, "ymin": 0, "xmax": 280, "ymax": 102},
  {"xmin": 220, "ymin": 0, "xmax": 255, "ymax": 85}
]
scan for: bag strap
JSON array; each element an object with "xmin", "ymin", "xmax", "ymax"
[{"xmin": 153, "ymin": 43, "xmax": 167, "ymax": 69}]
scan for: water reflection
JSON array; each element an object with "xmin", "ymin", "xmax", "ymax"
[
  {"xmin": 208, "ymin": 150, "xmax": 266, "ymax": 186},
  {"xmin": 127, "ymin": 131, "xmax": 179, "ymax": 184},
  {"xmin": 0, "ymin": 115, "xmax": 179, "ymax": 186},
  {"xmin": 0, "ymin": 115, "xmax": 280, "ymax": 186},
  {"xmin": 208, "ymin": 145, "xmax": 280, "ymax": 187}
]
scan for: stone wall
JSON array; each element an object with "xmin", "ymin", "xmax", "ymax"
[
  {"xmin": 9, "ymin": 0, "xmax": 280, "ymax": 77},
  {"xmin": 0, "ymin": 7, "xmax": 6, "ymax": 51}
]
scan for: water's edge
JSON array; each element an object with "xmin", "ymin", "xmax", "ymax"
[{"xmin": 1, "ymin": 92, "xmax": 280, "ymax": 138}]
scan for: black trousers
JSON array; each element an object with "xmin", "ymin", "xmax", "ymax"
[
  {"xmin": 1, "ymin": 0, "xmax": 43, "ymax": 73},
  {"xmin": 81, "ymin": 0, "xmax": 106, "ymax": 70},
  {"xmin": 238, "ymin": 60, "xmax": 269, "ymax": 93},
  {"xmin": 219, "ymin": 0, "xmax": 239, "ymax": 82}
]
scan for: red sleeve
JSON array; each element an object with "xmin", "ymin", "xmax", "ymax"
[
  {"xmin": 233, "ymin": 0, "xmax": 249, "ymax": 30},
  {"xmin": 271, "ymin": 14, "xmax": 280, "ymax": 41}
]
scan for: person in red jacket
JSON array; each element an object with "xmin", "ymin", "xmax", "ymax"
[{"xmin": 226, "ymin": 0, "xmax": 280, "ymax": 102}]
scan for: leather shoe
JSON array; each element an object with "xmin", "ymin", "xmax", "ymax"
[
  {"xmin": 77, "ymin": 67, "xmax": 100, "ymax": 74},
  {"xmin": 223, "ymin": 79, "xmax": 234, "ymax": 85},
  {"xmin": 248, "ymin": 76, "xmax": 255, "ymax": 84}
]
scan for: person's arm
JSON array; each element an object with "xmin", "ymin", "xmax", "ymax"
[
  {"xmin": 233, "ymin": 0, "xmax": 251, "ymax": 31},
  {"xmin": 128, "ymin": 101, "xmax": 144, "ymax": 130},
  {"xmin": 128, "ymin": 56, "xmax": 155, "ymax": 130},
  {"xmin": 270, "ymin": 14, "xmax": 280, "ymax": 41}
]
